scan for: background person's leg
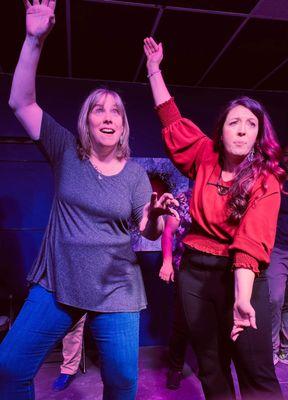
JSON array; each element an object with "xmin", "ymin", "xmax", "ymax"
[
  {"xmin": 90, "ymin": 312, "xmax": 139, "ymax": 400},
  {"xmin": 0, "ymin": 285, "xmax": 81, "ymax": 400},
  {"xmin": 266, "ymin": 247, "xmax": 288, "ymax": 364},
  {"xmin": 52, "ymin": 313, "xmax": 87, "ymax": 391},
  {"xmin": 167, "ymin": 278, "xmax": 190, "ymax": 389},
  {"xmin": 61, "ymin": 313, "xmax": 87, "ymax": 375}
]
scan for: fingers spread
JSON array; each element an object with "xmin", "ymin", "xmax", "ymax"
[
  {"xmin": 23, "ymin": 0, "xmax": 32, "ymax": 9},
  {"xmin": 48, "ymin": 0, "xmax": 57, "ymax": 10}
]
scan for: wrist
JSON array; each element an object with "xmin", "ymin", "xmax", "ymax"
[
  {"xmin": 234, "ymin": 297, "xmax": 251, "ymax": 305},
  {"xmin": 25, "ymin": 34, "xmax": 44, "ymax": 48},
  {"xmin": 147, "ymin": 70, "xmax": 161, "ymax": 79},
  {"xmin": 146, "ymin": 61, "xmax": 160, "ymax": 75}
]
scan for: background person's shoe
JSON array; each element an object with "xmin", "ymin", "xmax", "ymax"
[
  {"xmin": 52, "ymin": 373, "xmax": 75, "ymax": 391},
  {"xmin": 166, "ymin": 369, "xmax": 183, "ymax": 390},
  {"xmin": 278, "ymin": 350, "xmax": 288, "ymax": 365}
]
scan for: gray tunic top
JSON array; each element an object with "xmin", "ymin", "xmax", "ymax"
[{"xmin": 27, "ymin": 112, "xmax": 152, "ymax": 312}]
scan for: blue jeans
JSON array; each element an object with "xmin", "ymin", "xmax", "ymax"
[{"xmin": 0, "ymin": 285, "xmax": 139, "ymax": 400}]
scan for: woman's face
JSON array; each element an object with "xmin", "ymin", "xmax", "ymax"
[
  {"xmin": 88, "ymin": 93, "xmax": 124, "ymax": 151},
  {"xmin": 222, "ymin": 105, "xmax": 259, "ymax": 160}
]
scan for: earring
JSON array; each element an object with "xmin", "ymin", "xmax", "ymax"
[
  {"xmin": 247, "ymin": 148, "xmax": 255, "ymax": 162},
  {"xmin": 119, "ymin": 136, "xmax": 123, "ymax": 146}
]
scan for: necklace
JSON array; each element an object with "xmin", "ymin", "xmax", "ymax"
[
  {"xmin": 207, "ymin": 169, "xmax": 231, "ymax": 196},
  {"xmin": 89, "ymin": 159, "xmax": 103, "ymax": 180}
]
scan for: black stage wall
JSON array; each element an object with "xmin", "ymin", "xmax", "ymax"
[{"xmin": 1, "ymin": 74, "xmax": 288, "ymax": 345}]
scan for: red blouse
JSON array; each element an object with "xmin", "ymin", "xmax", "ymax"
[{"xmin": 157, "ymin": 98, "xmax": 281, "ymax": 273}]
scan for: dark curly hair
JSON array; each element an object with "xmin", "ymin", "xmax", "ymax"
[{"xmin": 213, "ymin": 96, "xmax": 285, "ymax": 224}]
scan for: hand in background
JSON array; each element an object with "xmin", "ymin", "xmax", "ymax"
[{"xmin": 159, "ymin": 262, "xmax": 174, "ymax": 283}]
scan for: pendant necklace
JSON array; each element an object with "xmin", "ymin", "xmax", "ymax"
[
  {"xmin": 216, "ymin": 169, "xmax": 231, "ymax": 196},
  {"xmin": 89, "ymin": 159, "xmax": 103, "ymax": 180}
]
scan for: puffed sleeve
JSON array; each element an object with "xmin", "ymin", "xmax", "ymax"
[
  {"xmin": 156, "ymin": 98, "xmax": 214, "ymax": 179},
  {"xmin": 229, "ymin": 175, "xmax": 281, "ymax": 274},
  {"xmin": 37, "ymin": 112, "xmax": 75, "ymax": 167}
]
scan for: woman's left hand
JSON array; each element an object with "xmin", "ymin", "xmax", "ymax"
[
  {"xmin": 231, "ymin": 300, "xmax": 257, "ymax": 341},
  {"xmin": 147, "ymin": 192, "xmax": 179, "ymax": 220}
]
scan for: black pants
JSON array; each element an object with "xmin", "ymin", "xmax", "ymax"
[
  {"xmin": 179, "ymin": 247, "xmax": 283, "ymax": 400},
  {"xmin": 168, "ymin": 272, "xmax": 189, "ymax": 371}
]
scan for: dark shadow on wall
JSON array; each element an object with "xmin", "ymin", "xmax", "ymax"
[{"xmin": 0, "ymin": 197, "xmax": 27, "ymax": 318}]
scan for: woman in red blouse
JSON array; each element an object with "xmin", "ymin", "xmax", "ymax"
[{"xmin": 144, "ymin": 37, "xmax": 284, "ymax": 400}]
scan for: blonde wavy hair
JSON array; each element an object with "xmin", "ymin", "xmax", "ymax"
[{"xmin": 77, "ymin": 88, "xmax": 130, "ymax": 160}]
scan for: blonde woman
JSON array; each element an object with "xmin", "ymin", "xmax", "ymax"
[{"xmin": 0, "ymin": 2, "xmax": 178, "ymax": 400}]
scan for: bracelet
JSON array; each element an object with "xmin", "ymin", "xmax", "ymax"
[{"xmin": 147, "ymin": 70, "xmax": 161, "ymax": 79}]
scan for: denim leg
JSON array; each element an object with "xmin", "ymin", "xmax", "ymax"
[
  {"xmin": 266, "ymin": 247, "xmax": 288, "ymax": 352},
  {"xmin": 0, "ymin": 285, "xmax": 82, "ymax": 400},
  {"xmin": 89, "ymin": 312, "xmax": 139, "ymax": 400}
]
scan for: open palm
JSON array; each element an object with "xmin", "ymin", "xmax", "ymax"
[
  {"xmin": 24, "ymin": 0, "xmax": 56, "ymax": 39},
  {"xmin": 144, "ymin": 37, "xmax": 163, "ymax": 69}
]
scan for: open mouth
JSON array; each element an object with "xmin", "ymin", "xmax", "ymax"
[{"xmin": 100, "ymin": 128, "xmax": 115, "ymax": 135}]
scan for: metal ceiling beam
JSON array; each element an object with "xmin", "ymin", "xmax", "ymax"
[
  {"xmin": 252, "ymin": 57, "xmax": 288, "ymax": 89},
  {"xmin": 194, "ymin": 0, "xmax": 265, "ymax": 87},
  {"xmin": 84, "ymin": 0, "xmax": 288, "ymax": 21},
  {"xmin": 66, "ymin": 0, "xmax": 72, "ymax": 77},
  {"xmin": 84, "ymin": 0, "xmax": 160, "ymax": 9},
  {"xmin": 133, "ymin": 6, "xmax": 164, "ymax": 82}
]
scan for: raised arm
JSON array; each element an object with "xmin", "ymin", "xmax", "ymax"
[
  {"xmin": 8, "ymin": 0, "xmax": 56, "ymax": 140},
  {"xmin": 143, "ymin": 37, "xmax": 171, "ymax": 106}
]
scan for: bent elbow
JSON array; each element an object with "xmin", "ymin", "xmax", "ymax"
[{"xmin": 8, "ymin": 97, "xmax": 18, "ymax": 112}]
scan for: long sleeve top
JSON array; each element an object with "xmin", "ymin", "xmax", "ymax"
[{"xmin": 157, "ymin": 98, "xmax": 281, "ymax": 273}]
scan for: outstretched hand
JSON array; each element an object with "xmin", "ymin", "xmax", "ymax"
[
  {"xmin": 144, "ymin": 37, "xmax": 163, "ymax": 73},
  {"xmin": 148, "ymin": 192, "xmax": 179, "ymax": 220},
  {"xmin": 231, "ymin": 300, "xmax": 257, "ymax": 341},
  {"xmin": 24, "ymin": 0, "xmax": 56, "ymax": 40}
]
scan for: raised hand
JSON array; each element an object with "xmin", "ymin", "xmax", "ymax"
[
  {"xmin": 144, "ymin": 37, "xmax": 163, "ymax": 75},
  {"xmin": 231, "ymin": 300, "xmax": 257, "ymax": 341},
  {"xmin": 24, "ymin": 0, "xmax": 56, "ymax": 40}
]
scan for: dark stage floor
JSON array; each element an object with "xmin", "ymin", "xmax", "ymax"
[{"xmin": 35, "ymin": 346, "xmax": 288, "ymax": 399}]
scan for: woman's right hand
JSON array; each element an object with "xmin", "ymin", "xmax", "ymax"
[
  {"xmin": 144, "ymin": 37, "xmax": 163, "ymax": 75},
  {"xmin": 231, "ymin": 300, "xmax": 257, "ymax": 341},
  {"xmin": 24, "ymin": 0, "xmax": 56, "ymax": 41}
]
